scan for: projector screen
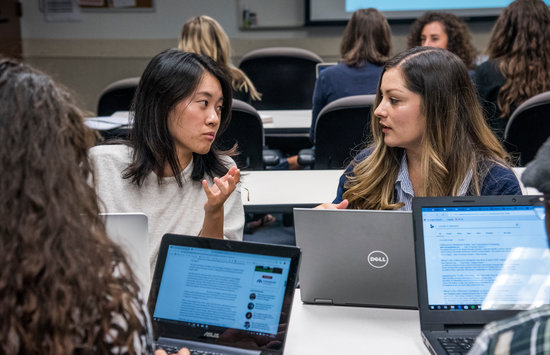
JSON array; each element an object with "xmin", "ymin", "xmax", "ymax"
[{"xmin": 306, "ymin": 0, "xmax": 550, "ymax": 24}]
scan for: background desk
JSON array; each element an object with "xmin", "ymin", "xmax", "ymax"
[
  {"xmin": 240, "ymin": 170, "xmax": 343, "ymax": 213},
  {"xmin": 259, "ymin": 109, "xmax": 311, "ymax": 137},
  {"xmin": 286, "ymin": 290, "xmax": 429, "ymax": 355}
]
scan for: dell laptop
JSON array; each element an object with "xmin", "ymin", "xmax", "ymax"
[
  {"xmin": 294, "ymin": 208, "xmax": 417, "ymax": 308},
  {"xmin": 413, "ymin": 195, "xmax": 548, "ymax": 355},
  {"xmin": 148, "ymin": 234, "xmax": 301, "ymax": 355}
]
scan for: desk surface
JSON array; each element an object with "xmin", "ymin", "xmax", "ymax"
[
  {"xmin": 240, "ymin": 170, "xmax": 343, "ymax": 212},
  {"xmin": 285, "ymin": 290, "xmax": 428, "ymax": 355}
]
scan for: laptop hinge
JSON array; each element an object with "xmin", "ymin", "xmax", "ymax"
[{"xmin": 314, "ymin": 298, "xmax": 333, "ymax": 304}]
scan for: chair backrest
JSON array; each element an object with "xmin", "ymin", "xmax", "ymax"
[
  {"xmin": 217, "ymin": 99, "xmax": 265, "ymax": 170},
  {"xmin": 504, "ymin": 91, "xmax": 550, "ymax": 166},
  {"xmin": 314, "ymin": 95, "xmax": 375, "ymax": 169},
  {"xmin": 238, "ymin": 47, "xmax": 323, "ymax": 110},
  {"xmin": 97, "ymin": 77, "xmax": 140, "ymax": 116}
]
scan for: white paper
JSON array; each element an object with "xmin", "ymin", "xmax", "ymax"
[
  {"xmin": 111, "ymin": 0, "xmax": 137, "ymax": 8},
  {"xmin": 44, "ymin": 0, "xmax": 82, "ymax": 22}
]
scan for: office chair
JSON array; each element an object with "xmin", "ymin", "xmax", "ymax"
[
  {"xmin": 298, "ymin": 95, "xmax": 375, "ymax": 169},
  {"xmin": 217, "ymin": 99, "xmax": 280, "ymax": 170},
  {"xmin": 503, "ymin": 91, "xmax": 550, "ymax": 166},
  {"xmin": 97, "ymin": 77, "xmax": 140, "ymax": 116},
  {"xmin": 238, "ymin": 47, "xmax": 323, "ymax": 110}
]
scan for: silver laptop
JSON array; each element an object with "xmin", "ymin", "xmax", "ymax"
[
  {"xmin": 315, "ymin": 62, "xmax": 337, "ymax": 78},
  {"xmin": 294, "ymin": 208, "xmax": 417, "ymax": 308},
  {"xmin": 101, "ymin": 213, "xmax": 149, "ymax": 298}
]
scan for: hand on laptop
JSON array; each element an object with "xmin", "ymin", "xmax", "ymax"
[
  {"xmin": 314, "ymin": 199, "xmax": 349, "ymax": 210},
  {"xmin": 155, "ymin": 348, "xmax": 190, "ymax": 355}
]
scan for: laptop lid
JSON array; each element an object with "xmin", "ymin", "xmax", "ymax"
[
  {"xmin": 294, "ymin": 208, "xmax": 417, "ymax": 308},
  {"xmin": 148, "ymin": 234, "xmax": 300, "ymax": 355},
  {"xmin": 315, "ymin": 62, "xmax": 337, "ymax": 78},
  {"xmin": 101, "ymin": 212, "xmax": 150, "ymax": 298},
  {"xmin": 413, "ymin": 195, "xmax": 548, "ymax": 334}
]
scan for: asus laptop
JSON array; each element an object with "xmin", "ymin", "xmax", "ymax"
[
  {"xmin": 413, "ymin": 195, "xmax": 549, "ymax": 355},
  {"xmin": 294, "ymin": 208, "xmax": 417, "ymax": 308},
  {"xmin": 102, "ymin": 212, "xmax": 150, "ymax": 297},
  {"xmin": 148, "ymin": 234, "xmax": 301, "ymax": 355}
]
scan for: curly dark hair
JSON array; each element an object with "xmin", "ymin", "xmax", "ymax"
[
  {"xmin": 487, "ymin": 0, "xmax": 550, "ymax": 118},
  {"xmin": 0, "ymin": 59, "xmax": 149, "ymax": 354},
  {"xmin": 407, "ymin": 12, "xmax": 477, "ymax": 69}
]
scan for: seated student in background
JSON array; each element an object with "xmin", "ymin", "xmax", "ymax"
[
  {"xmin": 468, "ymin": 137, "xmax": 550, "ymax": 355},
  {"xmin": 309, "ymin": 7, "xmax": 391, "ymax": 144},
  {"xmin": 318, "ymin": 47, "xmax": 521, "ymax": 211},
  {"xmin": 474, "ymin": 0, "xmax": 550, "ymax": 141},
  {"xmin": 0, "ymin": 58, "xmax": 191, "ymax": 355},
  {"xmin": 90, "ymin": 49, "xmax": 244, "ymax": 270},
  {"xmin": 178, "ymin": 15, "xmax": 261, "ymax": 104},
  {"xmin": 407, "ymin": 12, "xmax": 477, "ymax": 71}
]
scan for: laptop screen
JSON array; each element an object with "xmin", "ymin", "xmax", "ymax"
[
  {"xmin": 153, "ymin": 244, "xmax": 291, "ymax": 336},
  {"xmin": 421, "ymin": 205, "xmax": 548, "ymax": 312}
]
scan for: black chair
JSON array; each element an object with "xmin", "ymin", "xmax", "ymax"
[
  {"xmin": 298, "ymin": 95, "xmax": 375, "ymax": 169},
  {"xmin": 217, "ymin": 99, "xmax": 280, "ymax": 170},
  {"xmin": 97, "ymin": 77, "xmax": 140, "ymax": 116},
  {"xmin": 504, "ymin": 91, "xmax": 550, "ymax": 166},
  {"xmin": 238, "ymin": 47, "xmax": 322, "ymax": 110}
]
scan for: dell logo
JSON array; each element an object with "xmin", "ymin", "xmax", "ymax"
[{"xmin": 367, "ymin": 250, "xmax": 389, "ymax": 268}]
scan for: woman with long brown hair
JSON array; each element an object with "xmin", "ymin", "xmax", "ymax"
[
  {"xmin": 475, "ymin": 0, "xmax": 550, "ymax": 140},
  {"xmin": 318, "ymin": 47, "xmax": 520, "ymax": 211},
  {"xmin": 0, "ymin": 58, "xmax": 168, "ymax": 353},
  {"xmin": 310, "ymin": 7, "xmax": 392, "ymax": 143},
  {"xmin": 178, "ymin": 15, "xmax": 260, "ymax": 103}
]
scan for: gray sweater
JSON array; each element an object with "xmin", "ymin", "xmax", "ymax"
[{"xmin": 89, "ymin": 145, "xmax": 244, "ymax": 271}]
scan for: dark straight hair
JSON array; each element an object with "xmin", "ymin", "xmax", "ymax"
[{"xmin": 123, "ymin": 49, "xmax": 234, "ymax": 187}]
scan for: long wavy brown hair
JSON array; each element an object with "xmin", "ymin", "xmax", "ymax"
[
  {"xmin": 407, "ymin": 12, "xmax": 477, "ymax": 69},
  {"xmin": 179, "ymin": 15, "xmax": 261, "ymax": 101},
  {"xmin": 0, "ymin": 59, "xmax": 149, "ymax": 354},
  {"xmin": 343, "ymin": 47, "xmax": 510, "ymax": 210},
  {"xmin": 340, "ymin": 8, "xmax": 392, "ymax": 67},
  {"xmin": 487, "ymin": 0, "xmax": 550, "ymax": 118}
]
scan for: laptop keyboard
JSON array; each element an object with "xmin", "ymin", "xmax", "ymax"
[
  {"xmin": 438, "ymin": 337, "xmax": 475, "ymax": 354},
  {"xmin": 156, "ymin": 344, "xmax": 225, "ymax": 355}
]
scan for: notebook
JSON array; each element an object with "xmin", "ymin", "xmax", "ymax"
[
  {"xmin": 315, "ymin": 62, "xmax": 337, "ymax": 78},
  {"xmin": 413, "ymin": 195, "xmax": 549, "ymax": 355},
  {"xmin": 148, "ymin": 234, "xmax": 301, "ymax": 355},
  {"xmin": 102, "ymin": 212, "xmax": 150, "ymax": 297},
  {"xmin": 293, "ymin": 208, "xmax": 417, "ymax": 308}
]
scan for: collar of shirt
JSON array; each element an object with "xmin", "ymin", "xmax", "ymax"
[{"xmin": 394, "ymin": 153, "xmax": 474, "ymax": 211}]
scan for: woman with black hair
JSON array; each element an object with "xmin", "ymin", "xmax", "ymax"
[{"xmin": 90, "ymin": 49, "xmax": 244, "ymax": 270}]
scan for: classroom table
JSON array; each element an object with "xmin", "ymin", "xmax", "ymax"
[
  {"xmin": 85, "ymin": 110, "xmax": 312, "ymax": 137},
  {"xmin": 285, "ymin": 290, "xmax": 429, "ymax": 355},
  {"xmin": 240, "ymin": 169, "xmax": 343, "ymax": 213}
]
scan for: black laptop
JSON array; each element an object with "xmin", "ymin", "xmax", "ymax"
[
  {"xmin": 148, "ymin": 234, "xmax": 301, "ymax": 355},
  {"xmin": 413, "ymin": 195, "xmax": 548, "ymax": 355}
]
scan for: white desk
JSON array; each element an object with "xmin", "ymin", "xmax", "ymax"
[
  {"xmin": 259, "ymin": 110, "xmax": 311, "ymax": 137},
  {"xmin": 285, "ymin": 290, "xmax": 428, "ymax": 355},
  {"xmin": 85, "ymin": 110, "xmax": 312, "ymax": 137},
  {"xmin": 240, "ymin": 170, "xmax": 343, "ymax": 213}
]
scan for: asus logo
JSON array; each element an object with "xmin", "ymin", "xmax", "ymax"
[{"xmin": 203, "ymin": 332, "xmax": 220, "ymax": 339}]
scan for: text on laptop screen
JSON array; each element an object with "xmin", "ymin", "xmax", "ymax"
[
  {"xmin": 422, "ymin": 206, "xmax": 548, "ymax": 311},
  {"xmin": 153, "ymin": 245, "xmax": 291, "ymax": 336}
]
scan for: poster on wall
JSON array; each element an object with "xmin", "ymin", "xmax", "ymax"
[{"xmin": 43, "ymin": 0, "xmax": 82, "ymax": 22}]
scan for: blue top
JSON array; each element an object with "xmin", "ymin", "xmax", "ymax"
[
  {"xmin": 310, "ymin": 61, "xmax": 383, "ymax": 143},
  {"xmin": 333, "ymin": 149, "xmax": 522, "ymax": 208}
]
